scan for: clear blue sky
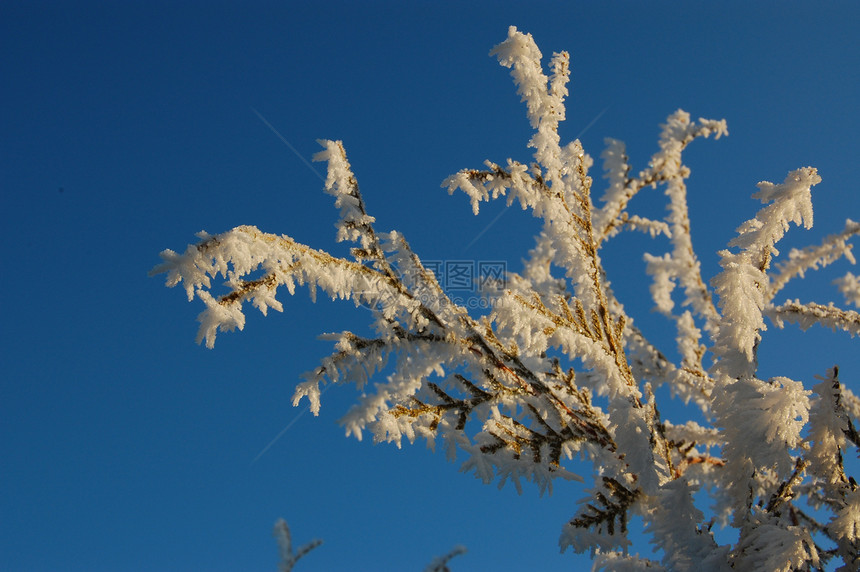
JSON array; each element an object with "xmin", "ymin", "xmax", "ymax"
[{"xmin": 2, "ymin": 2, "xmax": 859, "ymax": 571}]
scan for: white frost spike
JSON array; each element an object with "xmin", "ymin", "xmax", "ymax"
[
  {"xmin": 490, "ymin": 26, "xmax": 570, "ymax": 185},
  {"xmin": 734, "ymin": 508, "xmax": 819, "ymax": 571},
  {"xmin": 644, "ymin": 253, "xmax": 678, "ymax": 315},
  {"xmin": 598, "ymin": 139, "xmax": 629, "ymax": 214},
  {"xmin": 835, "ymin": 271, "xmax": 860, "ymax": 307},
  {"xmin": 807, "ymin": 369, "xmax": 850, "ymax": 488},
  {"xmin": 760, "ymin": 377, "xmax": 811, "ymax": 448},
  {"xmin": 711, "ymin": 252, "xmax": 768, "ymax": 377},
  {"xmin": 737, "ymin": 167, "xmax": 820, "ymax": 258},
  {"xmin": 490, "ymin": 26, "xmax": 557, "ymax": 130},
  {"xmin": 711, "ymin": 168, "xmax": 821, "ymax": 379},
  {"xmin": 292, "ymin": 379, "xmax": 322, "ymax": 416},
  {"xmin": 196, "ymin": 291, "xmax": 246, "ymax": 348},
  {"xmin": 769, "ymin": 218, "xmax": 859, "ymax": 300},
  {"xmin": 713, "ymin": 376, "xmax": 810, "ymax": 526},
  {"xmin": 829, "ymin": 489, "xmax": 860, "ymax": 543},
  {"xmin": 766, "ymin": 300, "xmax": 860, "ymax": 337},
  {"xmin": 313, "ymin": 139, "xmax": 377, "ymax": 248},
  {"xmin": 645, "ymin": 479, "xmax": 730, "ymax": 571}
]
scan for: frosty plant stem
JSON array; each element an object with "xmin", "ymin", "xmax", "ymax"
[{"xmin": 153, "ymin": 26, "xmax": 860, "ymax": 570}]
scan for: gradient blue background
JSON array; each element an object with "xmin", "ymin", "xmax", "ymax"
[{"xmin": 2, "ymin": 2, "xmax": 859, "ymax": 570}]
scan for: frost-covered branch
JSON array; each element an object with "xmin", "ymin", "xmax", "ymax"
[
  {"xmin": 422, "ymin": 545, "xmax": 468, "ymax": 572},
  {"xmin": 273, "ymin": 519, "xmax": 322, "ymax": 572},
  {"xmin": 766, "ymin": 300, "xmax": 860, "ymax": 337},
  {"xmin": 273, "ymin": 518, "xmax": 466, "ymax": 572},
  {"xmin": 767, "ymin": 219, "xmax": 860, "ymax": 300},
  {"xmin": 711, "ymin": 167, "xmax": 821, "ymax": 379},
  {"xmin": 153, "ymin": 27, "xmax": 859, "ymax": 571}
]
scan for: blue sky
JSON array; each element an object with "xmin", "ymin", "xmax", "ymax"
[{"xmin": 2, "ymin": 2, "xmax": 859, "ymax": 570}]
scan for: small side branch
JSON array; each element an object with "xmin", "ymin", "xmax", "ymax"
[
  {"xmin": 766, "ymin": 300, "xmax": 860, "ymax": 337},
  {"xmin": 569, "ymin": 477, "xmax": 639, "ymax": 537},
  {"xmin": 274, "ymin": 519, "xmax": 322, "ymax": 572}
]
